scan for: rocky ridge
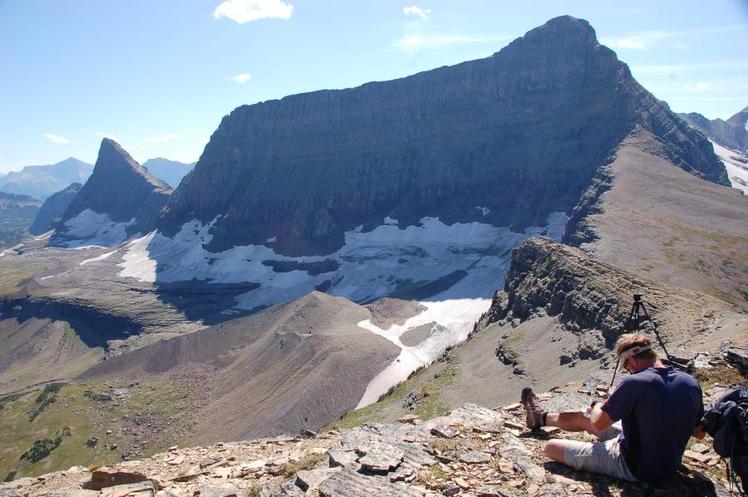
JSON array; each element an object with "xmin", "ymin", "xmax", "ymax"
[
  {"xmin": 479, "ymin": 237, "xmax": 746, "ymax": 358},
  {"xmin": 1, "ymin": 392, "xmax": 740, "ymax": 497}
]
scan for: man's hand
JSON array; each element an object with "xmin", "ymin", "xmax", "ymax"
[
  {"xmin": 692, "ymin": 425, "xmax": 706, "ymax": 440},
  {"xmin": 590, "ymin": 402, "xmax": 614, "ymax": 433}
]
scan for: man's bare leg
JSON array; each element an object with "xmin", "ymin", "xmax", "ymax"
[{"xmin": 545, "ymin": 412, "xmax": 595, "ymax": 433}]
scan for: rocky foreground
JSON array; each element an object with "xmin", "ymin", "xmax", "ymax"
[{"xmin": 1, "ymin": 387, "xmax": 740, "ymax": 497}]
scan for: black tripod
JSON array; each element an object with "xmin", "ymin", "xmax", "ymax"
[{"xmin": 609, "ymin": 294, "xmax": 680, "ymax": 389}]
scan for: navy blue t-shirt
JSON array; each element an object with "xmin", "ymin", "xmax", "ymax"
[{"xmin": 601, "ymin": 366, "xmax": 704, "ymax": 483}]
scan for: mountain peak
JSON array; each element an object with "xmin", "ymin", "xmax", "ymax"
[
  {"xmin": 51, "ymin": 140, "xmax": 173, "ymax": 245},
  {"xmin": 501, "ymin": 15, "xmax": 599, "ymax": 54}
]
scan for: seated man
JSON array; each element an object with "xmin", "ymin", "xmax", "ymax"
[{"xmin": 521, "ymin": 333, "xmax": 705, "ymax": 483}]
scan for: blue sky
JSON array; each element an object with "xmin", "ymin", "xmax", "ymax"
[{"xmin": 1, "ymin": 0, "xmax": 746, "ymax": 173}]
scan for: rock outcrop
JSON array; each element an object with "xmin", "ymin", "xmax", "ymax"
[
  {"xmin": 52, "ymin": 139, "xmax": 172, "ymax": 246},
  {"xmin": 480, "ymin": 237, "xmax": 745, "ymax": 350},
  {"xmin": 1, "ymin": 395, "xmax": 739, "ymax": 497},
  {"xmin": 679, "ymin": 107, "xmax": 748, "ymax": 153},
  {"xmin": 159, "ymin": 15, "xmax": 727, "ymax": 256},
  {"xmin": 29, "ymin": 183, "xmax": 81, "ymax": 235}
]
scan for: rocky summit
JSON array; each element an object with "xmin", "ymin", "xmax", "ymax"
[
  {"xmin": 1, "ymin": 392, "xmax": 740, "ymax": 497},
  {"xmin": 52, "ymin": 139, "xmax": 172, "ymax": 247},
  {"xmin": 159, "ymin": 15, "xmax": 726, "ymax": 256}
]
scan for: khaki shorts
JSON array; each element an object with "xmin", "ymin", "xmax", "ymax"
[{"xmin": 562, "ymin": 424, "xmax": 638, "ymax": 482}]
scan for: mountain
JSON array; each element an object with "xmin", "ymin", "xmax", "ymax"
[
  {"xmin": 51, "ymin": 139, "xmax": 172, "ymax": 247},
  {"xmin": 142, "ymin": 158, "xmax": 194, "ymax": 189},
  {"xmin": 159, "ymin": 15, "xmax": 727, "ymax": 257},
  {"xmin": 0, "ymin": 158, "xmax": 92, "ymax": 200},
  {"xmin": 678, "ymin": 107, "xmax": 748, "ymax": 194},
  {"xmin": 679, "ymin": 106, "xmax": 748, "ymax": 153},
  {"xmin": 0, "ymin": 192, "xmax": 40, "ymax": 248},
  {"xmin": 28, "ymin": 183, "xmax": 82, "ymax": 235}
]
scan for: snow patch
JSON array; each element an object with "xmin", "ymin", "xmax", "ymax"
[
  {"xmin": 118, "ymin": 232, "xmax": 157, "ymax": 281},
  {"xmin": 384, "ymin": 216, "xmax": 398, "ymax": 226},
  {"xmin": 80, "ymin": 250, "xmax": 117, "ymax": 266},
  {"xmin": 475, "ymin": 206, "xmax": 490, "ymax": 216},
  {"xmin": 118, "ymin": 213, "xmax": 569, "ymax": 309},
  {"xmin": 711, "ymin": 140, "xmax": 748, "ymax": 194},
  {"xmin": 57, "ymin": 209, "xmax": 135, "ymax": 248},
  {"xmin": 355, "ymin": 298, "xmax": 489, "ymax": 408}
]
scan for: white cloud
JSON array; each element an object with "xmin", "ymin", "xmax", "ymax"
[
  {"xmin": 632, "ymin": 61, "xmax": 748, "ymax": 77},
  {"xmin": 144, "ymin": 133, "xmax": 184, "ymax": 145},
  {"xmin": 403, "ymin": 6, "xmax": 431, "ymax": 19},
  {"xmin": 213, "ymin": 0, "xmax": 294, "ymax": 24},
  {"xmin": 230, "ymin": 73, "xmax": 252, "ymax": 84},
  {"xmin": 602, "ymin": 25, "xmax": 742, "ymax": 52},
  {"xmin": 96, "ymin": 131, "xmax": 121, "ymax": 143},
  {"xmin": 394, "ymin": 32, "xmax": 509, "ymax": 53},
  {"xmin": 685, "ymin": 81, "xmax": 710, "ymax": 92},
  {"xmin": 43, "ymin": 133, "xmax": 68, "ymax": 144}
]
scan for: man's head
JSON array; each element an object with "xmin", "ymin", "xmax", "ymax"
[{"xmin": 615, "ymin": 333, "xmax": 658, "ymax": 373}]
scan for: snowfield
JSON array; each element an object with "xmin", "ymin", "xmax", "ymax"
[
  {"xmin": 711, "ymin": 140, "xmax": 748, "ymax": 194},
  {"xmin": 114, "ymin": 212, "xmax": 568, "ymax": 404},
  {"xmin": 56, "ymin": 209, "xmax": 135, "ymax": 248}
]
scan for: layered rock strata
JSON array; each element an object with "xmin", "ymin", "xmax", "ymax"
[{"xmin": 160, "ymin": 16, "xmax": 727, "ymax": 256}]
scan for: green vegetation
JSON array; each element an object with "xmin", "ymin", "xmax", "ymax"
[
  {"xmin": 20, "ymin": 427, "xmax": 71, "ymax": 463},
  {"xmin": 83, "ymin": 390, "xmax": 112, "ymax": 402},
  {"xmin": 327, "ymin": 362, "xmax": 460, "ymax": 431},
  {"xmin": 280, "ymin": 452, "xmax": 326, "ymax": 477},
  {"xmin": 245, "ymin": 482, "xmax": 262, "ymax": 497},
  {"xmin": 0, "ymin": 379, "xmax": 195, "ymax": 481},
  {"xmin": 28, "ymin": 383, "xmax": 66, "ymax": 421}
]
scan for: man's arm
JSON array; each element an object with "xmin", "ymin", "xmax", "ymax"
[{"xmin": 590, "ymin": 403, "xmax": 614, "ymax": 433}]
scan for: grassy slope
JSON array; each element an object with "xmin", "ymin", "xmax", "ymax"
[{"xmin": 0, "ymin": 379, "xmax": 194, "ymax": 480}]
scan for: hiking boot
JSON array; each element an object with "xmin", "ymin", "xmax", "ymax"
[{"xmin": 520, "ymin": 387, "xmax": 545, "ymax": 429}]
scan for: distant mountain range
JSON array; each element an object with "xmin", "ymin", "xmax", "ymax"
[
  {"xmin": 0, "ymin": 158, "xmax": 92, "ymax": 201},
  {"xmin": 142, "ymin": 158, "xmax": 194, "ymax": 189},
  {"xmin": 0, "ymin": 157, "xmax": 193, "ymax": 200},
  {"xmin": 678, "ymin": 107, "xmax": 748, "ymax": 153}
]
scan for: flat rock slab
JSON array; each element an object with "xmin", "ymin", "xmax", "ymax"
[
  {"xmin": 328, "ymin": 449, "xmax": 359, "ymax": 469},
  {"xmin": 318, "ymin": 469, "xmax": 435, "ymax": 497},
  {"xmin": 295, "ymin": 468, "xmax": 340, "ymax": 492},
  {"xmin": 199, "ymin": 486, "xmax": 239, "ymax": 497},
  {"xmin": 357, "ymin": 444, "xmax": 405, "ymax": 472},
  {"xmin": 430, "ymin": 426, "xmax": 460, "ymax": 439},
  {"xmin": 99, "ymin": 482, "xmax": 154, "ymax": 497},
  {"xmin": 476, "ymin": 486, "xmax": 513, "ymax": 497},
  {"xmin": 458, "ymin": 451, "xmax": 492, "ymax": 464}
]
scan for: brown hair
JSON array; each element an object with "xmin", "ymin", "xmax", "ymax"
[{"xmin": 615, "ymin": 333, "xmax": 658, "ymax": 361}]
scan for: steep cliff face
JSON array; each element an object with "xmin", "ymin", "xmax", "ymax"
[
  {"xmin": 29, "ymin": 183, "xmax": 81, "ymax": 235},
  {"xmin": 160, "ymin": 16, "xmax": 727, "ymax": 256},
  {"xmin": 52, "ymin": 139, "xmax": 172, "ymax": 246}
]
